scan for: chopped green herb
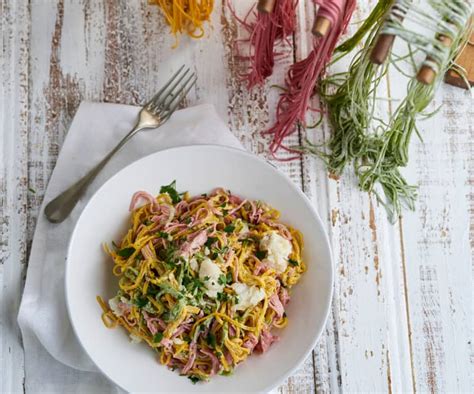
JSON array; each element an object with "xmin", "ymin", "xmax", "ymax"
[
  {"xmin": 223, "ymin": 224, "xmax": 235, "ymax": 233},
  {"xmin": 164, "ymin": 260, "xmax": 177, "ymax": 270},
  {"xmin": 194, "ymin": 252, "xmax": 205, "ymax": 262},
  {"xmin": 188, "ymin": 375, "xmax": 201, "ymax": 384},
  {"xmin": 117, "ymin": 247, "xmax": 135, "ymax": 258},
  {"xmin": 146, "ymin": 285, "xmax": 160, "ymax": 296},
  {"xmin": 217, "ymin": 274, "xmax": 228, "ymax": 286},
  {"xmin": 156, "ymin": 231, "xmax": 169, "ymax": 239},
  {"xmin": 288, "ymin": 258, "xmax": 299, "ymax": 267},
  {"xmin": 205, "ymin": 237, "xmax": 217, "ymax": 247},
  {"xmin": 153, "ymin": 332, "xmax": 163, "ymax": 343},
  {"xmin": 217, "ymin": 292, "xmax": 229, "ymax": 302},
  {"xmin": 255, "ymin": 250, "xmax": 267, "ymax": 260},
  {"xmin": 186, "ymin": 277, "xmax": 205, "ymax": 292},
  {"xmin": 158, "ymin": 244, "xmax": 177, "ymax": 266},
  {"xmin": 220, "ymin": 370, "xmax": 233, "ymax": 376},
  {"xmin": 134, "ymin": 296, "xmax": 148, "ymax": 308},
  {"xmin": 206, "ymin": 333, "xmax": 217, "ymax": 348},
  {"xmin": 28, "ymin": 187, "xmax": 36, "ymax": 194},
  {"xmin": 204, "ymin": 275, "xmax": 210, "ymax": 281},
  {"xmin": 226, "ymin": 272, "xmax": 233, "ymax": 283},
  {"xmin": 160, "ymin": 180, "xmax": 182, "ymax": 204}
]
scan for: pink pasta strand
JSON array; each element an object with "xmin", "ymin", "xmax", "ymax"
[
  {"xmin": 264, "ymin": 0, "xmax": 357, "ymax": 159},
  {"xmin": 229, "ymin": 0, "xmax": 298, "ymax": 89}
]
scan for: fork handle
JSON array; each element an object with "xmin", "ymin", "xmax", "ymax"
[{"xmin": 44, "ymin": 126, "xmax": 141, "ymax": 223}]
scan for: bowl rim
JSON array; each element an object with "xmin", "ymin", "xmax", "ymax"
[{"xmin": 65, "ymin": 144, "xmax": 334, "ymax": 393}]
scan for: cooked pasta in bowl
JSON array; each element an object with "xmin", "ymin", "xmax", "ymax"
[
  {"xmin": 97, "ymin": 184, "xmax": 306, "ymax": 382},
  {"xmin": 66, "ymin": 145, "xmax": 333, "ymax": 392}
]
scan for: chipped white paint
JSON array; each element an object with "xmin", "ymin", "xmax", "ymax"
[{"xmin": 1, "ymin": 0, "xmax": 472, "ymax": 393}]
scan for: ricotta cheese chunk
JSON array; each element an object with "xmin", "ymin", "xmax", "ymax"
[
  {"xmin": 231, "ymin": 282, "xmax": 265, "ymax": 312},
  {"xmin": 259, "ymin": 231, "xmax": 292, "ymax": 274},
  {"xmin": 199, "ymin": 257, "xmax": 224, "ymax": 298}
]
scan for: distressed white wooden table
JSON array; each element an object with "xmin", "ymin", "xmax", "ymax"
[{"xmin": 2, "ymin": 0, "xmax": 472, "ymax": 392}]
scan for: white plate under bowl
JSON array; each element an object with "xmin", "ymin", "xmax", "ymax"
[{"xmin": 66, "ymin": 145, "xmax": 333, "ymax": 393}]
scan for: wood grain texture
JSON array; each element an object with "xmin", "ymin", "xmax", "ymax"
[
  {"xmin": 1, "ymin": 0, "xmax": 30, "ymax": 392},
  {"xmin": 1, "ymin": 0, "xmax": 472, "ymax": 393}
]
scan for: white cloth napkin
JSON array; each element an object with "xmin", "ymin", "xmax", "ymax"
[{"xmin": 18, "ymin": 102, "xmax": 243, "ymax": 393}]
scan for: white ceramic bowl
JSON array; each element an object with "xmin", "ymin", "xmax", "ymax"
[{"xmin": 66, "ymin": 145, "xmax": 333, "ymax": 393}]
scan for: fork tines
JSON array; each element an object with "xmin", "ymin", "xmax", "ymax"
[{"xmin": 146, "ymin": 66, "xmax": 197, "ymax": 119}]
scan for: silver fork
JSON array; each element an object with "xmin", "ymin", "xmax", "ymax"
[{"xmin": 44, "ymin": 65, "xmax": 197, "ymax": 224}]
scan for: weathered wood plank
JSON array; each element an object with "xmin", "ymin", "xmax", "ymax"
[
  {"xmin": 1, "ymin": 0, "xmax": 30, "ymax": 393},
  {"xmin": 400, "ymin": 86, "xmax": 473, "ymax": 393},
  {"xmin": 296, "ymin": 1, "xmax": 418, "ymax": 393}
]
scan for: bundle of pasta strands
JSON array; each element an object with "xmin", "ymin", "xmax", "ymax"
[
  {"xmin": 264, "ymin": 0, "xmax": 356, "ymax": 159},
  {"xmin": 309, "ymin": 0, "xmax": 472, "ymax": 221},
  {"xmin": 149, "ymin": 0, "xmax": 214, "ymax": 46},
  {"xmin": 230, "ymin": 0, "xmax": 298, "ymax": 88}
]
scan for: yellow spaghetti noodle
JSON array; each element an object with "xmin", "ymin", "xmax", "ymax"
[
  {"xmin": 149, "ymin": 0, "xmax": 214, "ymax": 46},
  {"xmin": 98, "ymin": 181, "xmax": 306, "ymax": 383}
]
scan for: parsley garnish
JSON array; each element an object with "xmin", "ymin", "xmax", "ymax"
[
  {"xmin": 255, "ymin": 250, "xmax": 266, "ymax": 260},
  {"xmin": 288, "ymin": 258, "xmax": 299, "ymax": 266},
  {"xmin": 223, "ymin": 224, "xmax": 235, "ymax": 233},
  {"xmin": 217, "ymin": 292, "xmax": 229, "ymax": 302},
  {"xmin": 220, "ymin": 370, "xmax": 233, "ymax": 376},
  {"xmin": 205, "ymin": 237, "xmax": 217, "ymax": 247},
  {"xmin": 159, "ymin": 180, "xmax": 182, "ymax": 204},
  {"xmin": 153, "ymin": 332, "xmax": 163, "ymax": 343},
  {"xmin": 158, "ymin": 244, "xmax": 177, "ymax": 267},
  {"xmin": 188, "ymin": 375, "xmax": 201, "ymax": 384},
  {"xmin": 156, "ymin": 231, "xmax": 169, "ymax": 239},
  {"xmin": 217, "ymin": 274, "xmax": 226, "ymax": 286},
  {"xmin": 117, "ymin": 247, "xmax": 135, "ymax": 258},
  {"xmin": 164, "ymin": 260, "xmax": 177, "ymax": 270},
  {"xmin": 134, "ymin": 296, "xmax": 148, "ymax": 308},
  {"xmin": 206, "ymin": 333, "xmax": 217, "ymax": 348}
]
